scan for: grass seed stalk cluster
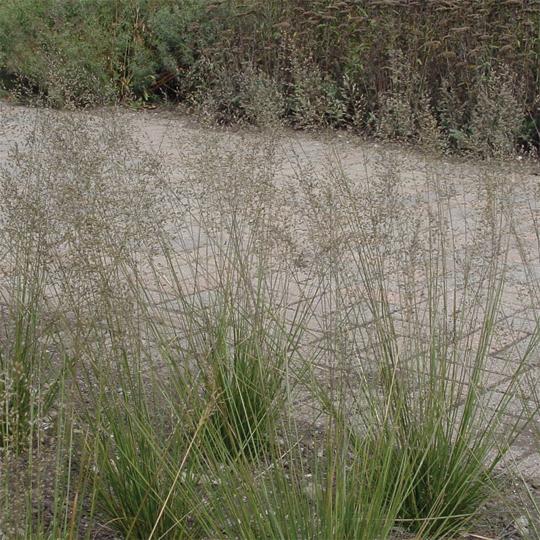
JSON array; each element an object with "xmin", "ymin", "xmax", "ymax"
[{"xmin": 0, "ymin": 106, "xmax": 539, "ymax": 538}]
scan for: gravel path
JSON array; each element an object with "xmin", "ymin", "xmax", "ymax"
[{"xmin": 2, "ymin": 101, "xmax": 540, "ymax": 483}]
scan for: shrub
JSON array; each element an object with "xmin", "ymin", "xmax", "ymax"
[
  {"xmin": 467, "ymin": 65, "xmax": 527, "ymax": 157},
  {"xmin": 2, "ymin": 0, "xmax": 539, "ymax": 152}
]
